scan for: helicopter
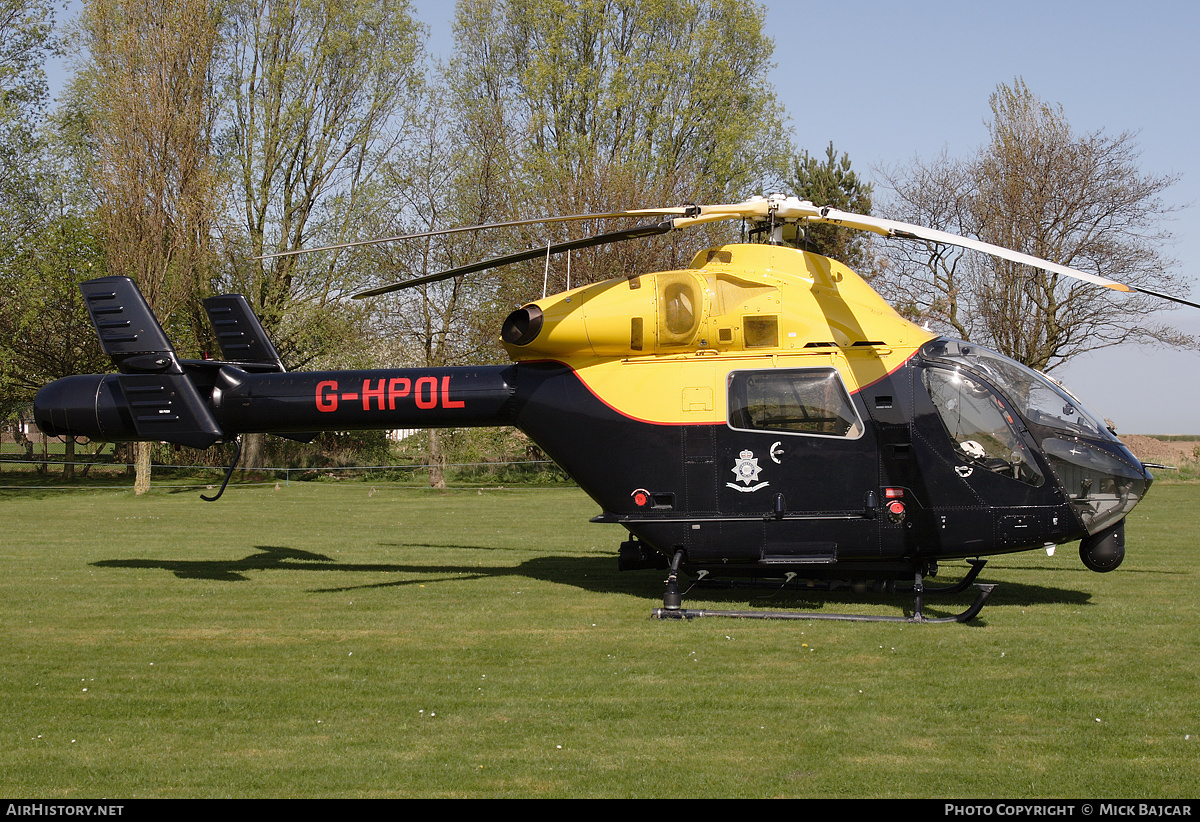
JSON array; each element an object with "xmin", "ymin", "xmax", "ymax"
[{"xmin": 32, "ymin": 194, "xmax": 1200, "ymax": 623}]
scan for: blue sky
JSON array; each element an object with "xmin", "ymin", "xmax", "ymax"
[{"xmin": 409, "ymin": 0, "xmax": 1200, "ymax": 433}]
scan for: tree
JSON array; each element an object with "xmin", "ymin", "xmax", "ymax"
[
  {"xmin": 367, "ymin": 83, "xmax": 515, "ymax": 487},
  {"xmin": 0, "ymin": 212, "xmax": 108, "ymax": 478},
  {"xmin": 0, "ymin": 103, "xmax": 111, "ymax": 478},
  {"xmin": 880, "ymin": 79, "xmax": 1193, "ymax": 373},
  {"xmin": 216, "ymin": 0, "xmax": 423, "ymax": 354},
  {"xmin": 788, "ymin": 141, "xmax": 874, "ymax": 272},
  {"xmin": 0, "ymin": 0, "xmax": 102, "ymax": 480},
  {"xmin": 0, "ymin": 0, "xmax": 57, "ymax": 253},
  {"xmin": 0, "ymin": 0, "xmax": 58, "ymax": 414},
  {"xmin": 444, "ymin": 0, "xmax": 791, "ymax": 297},
  {"xmin": 214, "ymin": 0, "xmax": 423, "ymax": 469},
  {"xmin": 80, "ymin": 0, "xmax": 221, "ymax": 493}
]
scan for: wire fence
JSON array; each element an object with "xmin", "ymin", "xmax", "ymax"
[
  {"xmin": 0, "ymin": 456, "xmax": 571, "ymax": 491},
  {"xmin": 1, "ymin": 413, "xmax": 571, "ymax": 489}
]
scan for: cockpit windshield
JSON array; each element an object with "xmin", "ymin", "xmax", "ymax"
[
  {"xmin": 920, "ymin": 339, "xmax": 1149, "ymax": 535},
  {"xmin": 920, "ymin": 340, "xmax": 1114, "ymax": 440}
]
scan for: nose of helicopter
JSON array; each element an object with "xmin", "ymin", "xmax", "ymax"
[
  {"xmin": 1048, "ymin": 438, "xmax": 1150, "ymax": 575},
  {"xmin": 1041, "ymin": 435, "xmax": 1152, "ymax": 539}
]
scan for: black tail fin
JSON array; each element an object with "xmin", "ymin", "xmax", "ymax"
[
  {"xmin": 202, "ymin": 293, "xmax": 316, "ymax": 443},
  {"xmin": 202, "ymin": 294, "xmax": 286, "ymax": 370},
  {"xmin": 81, "ymin": 276, "xmax": 184, "ymax": 373},
  {"xmin": 79, "ymin": 276, "xmax": 225, "ymax": 449}
]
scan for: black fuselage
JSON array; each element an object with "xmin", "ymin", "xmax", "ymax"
[{"xmin": 35, "ymin": 343, "xmax": 1148, "ymax": 579}]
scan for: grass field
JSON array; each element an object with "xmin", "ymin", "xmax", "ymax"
[{"xmin": 2, "ymin": 477, "xmax": 1198, "ymax": 798}]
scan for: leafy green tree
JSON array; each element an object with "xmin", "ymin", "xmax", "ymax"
[
  {"xmin": 0, "ymin": 0, "xmax": 74, "ymax": 456},
  {"xmin": 0, "ymin": 73, "xmax": 111, "ymax": 473},
  {"xmin": 788, "ymin": 141, "xmax": 874, "ymax": 273},
  {"xmin": 0, "ymin": 211, "xmax": 108, "ymax": 478},
  {"xmin": 216, "ymin": 0, "xmax": 424, "ymax": 364},
  {"xmin": 445, "ymin": 0, "xmax": 790, "ymax": 296},
  {"xmin": 0, "ymin": 0, "xmax": 57, "ymax": 252}
]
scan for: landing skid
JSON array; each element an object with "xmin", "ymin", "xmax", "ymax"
[{"xmin": 650, "ymin": 553, "xmax": 995, "ymax": 624}]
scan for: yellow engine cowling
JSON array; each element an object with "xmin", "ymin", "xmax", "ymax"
[
  {"xmin": 500, "ymin": 242, "xmax": 923, "ymax": 362},
  {"xmin": 501, "ymin": 271, "xmax": 709, "ymax": 358}
]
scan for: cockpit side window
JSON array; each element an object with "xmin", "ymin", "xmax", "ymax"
[{"xmin": 923, "ymin": 367, "xmax": 1044, "ymax": 486}]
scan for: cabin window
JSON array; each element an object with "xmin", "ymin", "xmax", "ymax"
[
  {"xmin": 923, "ymin": 367, "xmax": 1044, "ymax": 486},
  {"xmin": 727, "ymin": 368, "xmax": 862, "ymax": 438}
]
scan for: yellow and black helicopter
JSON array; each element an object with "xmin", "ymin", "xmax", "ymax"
[{"xmin": 33, "ymin": 194, "xmax": 1198, "ymax": 622}]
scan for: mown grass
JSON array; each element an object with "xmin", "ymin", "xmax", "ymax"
[{"xmin": 1, "ymin": 479, "xmax": 1198, "ymax": 798}]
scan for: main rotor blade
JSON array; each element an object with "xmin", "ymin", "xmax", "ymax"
[
  {"xmin": 810, "ymin": 207, "xmax": 1200, "ymax": 310},
  {"xmin": 352, "ymin": 220, "xmax": 676, "ymax": 299},
  {"xmin": 257, "ymin": 210, "xmax": 683, "ymax": 261},
  {"xmin": 279, "ymin": 190, "xmax": 1196, "ymax": 309},
  {"xmin": 640, "ymin": 195, "xmax": 1199, "ymax": 310}
]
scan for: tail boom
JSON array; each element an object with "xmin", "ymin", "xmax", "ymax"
[
  {"xmin": 210, "ymin": 365, "xmax": 517, "ymax": 435},
  {"xmin": 34, "ymin": 365, "xmax": 517, "ymax": 446},
  {"xmin": 34, "ymin": 276, "xmax": 517, "ymax": 448}
]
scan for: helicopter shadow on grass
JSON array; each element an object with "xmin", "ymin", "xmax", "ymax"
[
  {"xmin": 88, "ymin": 542, "xmax": 1097, "ymax": 617},
  {"xmin": 89, "ymin": 542, "xmax": 662, "ymax": 598}
]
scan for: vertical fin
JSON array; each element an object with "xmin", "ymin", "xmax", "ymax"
[
  {"xmin": 202, "ymin": 295, "xmax": 286, "ymax": 370},
  {"xmin": 80, "ymin": 276, "xmax": 181, "ymax": 373},
  {"xmin": 78, "ymin": 276, "xmax": 225, "ymax": 449},
  {"xmin": 202, "ymin": 294, "xmax": 315, "ymax": 442}
]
